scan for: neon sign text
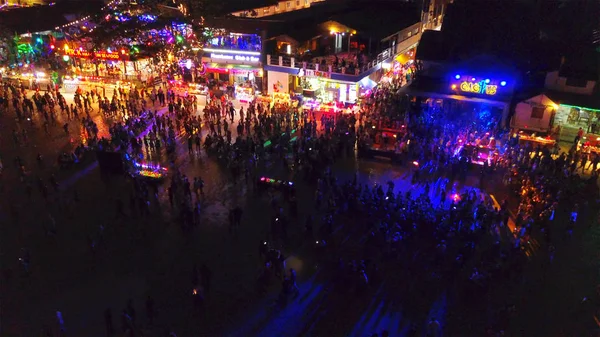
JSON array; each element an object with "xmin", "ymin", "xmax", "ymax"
[
  {"xmin": 210, "ymin": 53, "xmax": 259, "ymax": 63},
  {"xmin": 65, "ymin": 49, "xmax": 92, "ymax": 58},
  {"xmin": 64, "ymin": 49, "xmax": 122, "ymax": 60},
  {"xmin": 459, "ymin": 81, "xmax": 497, "ymax": 95},
  {"xmin": 94, "ymin": 51, "xmax": 121, "ymax": 60}
]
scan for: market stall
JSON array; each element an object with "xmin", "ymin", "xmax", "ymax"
[
  {"xmin": 358, "ymin": 126, "xmax": 406, "ymax": 162},
  {"xmin": 235, "ymin": 85, "xmax": 254, "ymax": 103},
  {"xmin": 272, "ymin": 92, "xmax": 293, "ymax": 111},
  {"xmin": 62, "ymin": 75, "xmax": 133, "ymax": 96},
  {"xmin": 2, "ymin": 71, "xmax": 53, "ymax": 90},
  {"xmin": 187, "ymin": 83, "xmax": 209, "ymax": 95},
  {"xmin": 255, "ymin": 95, "xmax": 272, "ymax": 107},
  {"xmin": 518, "ymin": 133, "xmax": 556, "ymax": 149}
]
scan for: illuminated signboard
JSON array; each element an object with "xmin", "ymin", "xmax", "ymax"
[
  {"xmin": 451, "ymin": 75, "xmax": 506, "ymax": 96},
  {"xmin": 65, "ymin": 49, "xmax": 122, "ymax": 60},
  {"xmin": 65, "ymin": 49, "xmax": 93, "ymax": 58},
  {"xmin": 459, "ymin": 80, "xmax": 497, "ymax": 95},
  {"xmin": 303, "ymin": 69, "xmax": 330, "ymax": 79},
  {"xmin": 95, "ymin": 51, "xmax": 121, "ymax": 60},
  {"xmin": 210, "ymin": 53, "xmax": 259, "ymax": 63}
]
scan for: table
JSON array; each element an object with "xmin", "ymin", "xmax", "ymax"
[{"xmin": 518, "ymin": 135, "xmax": 556, "ymax": 148}]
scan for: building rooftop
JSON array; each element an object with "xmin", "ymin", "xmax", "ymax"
[
  {"xmin": 558, "ymin": 48, "xmax": 600, "ymax": 81},
  {"xmin": 0, "ymin": 0, "xmax": 102, "ymax": 34},
  {"xmin": 329, "ymin": 4, "xmax": 419, "ymax": 40},
  {"xmin": 417, "ymin": 0, "xmax": 539, "ymax": 69},
  {"xmin": 415, "ymin": 30, "xmax": 449, "ymax": 62},
  {"xmin": 265, "ymin": 0, "xmax": 419, "ymax": 42},
  {"xmin": 545, "ymin": 90, "xmax": 600, "ymax": 110},
  {"xmin": 219, "ymin": 0, "xmax": 277, "ymax": 15}
]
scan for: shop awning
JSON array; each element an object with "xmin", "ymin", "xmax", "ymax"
[{"xmin": 545, "ymin": 90, "xmax": 600, "ymax": 111}]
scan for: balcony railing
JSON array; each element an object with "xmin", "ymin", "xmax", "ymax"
[{"xmin": 266, "ymin": 45, "xmax": 398, "ymax": 78}]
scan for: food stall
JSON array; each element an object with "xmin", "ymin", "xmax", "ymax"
[
  {"xmin": 255, "ymin": 95, "xmax": 272, "ymax": 106},
  {"xmin": 272, "ymin": 92, "xmax": 293, "ymax": 111},
  {"xmin": 2, "ymin": 71, "xmax": 53, "ymax": 90},
  {"xmin": 358, "ymin": 126, "xmax": 407, "ymax": 162},
  {"xmin": 235, "ymin": 85, "xmax": 254, "ymax": 103},
  {"xmin": 518, "ymin": 133, "xmax": 556, "ymax": 149},
  {"xmin": 580, "ymin": 135, "xmax": 600, "ymax": 154},
  {"xmin": 302, "ymin": 100, "xmax": 360, "ymax": 121},
  {"xmin": 187, "ymin": 83, "xmax": 209, "ymax": 95},
  {"xmin": 62, "ymin": 76, "xmax": 104, "ymax": 94},
  {"xmin": 62, "ymin": 75, "xmax": 133, "ymax": 97}
]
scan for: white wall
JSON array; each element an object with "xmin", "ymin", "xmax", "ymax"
[
  {"xmin": 511, "ymin": 94, "xmax": 555, "ymax": 132},
  {"xmin": 267, "ymin": 71, "xmax": 290, "ymax": 94}
]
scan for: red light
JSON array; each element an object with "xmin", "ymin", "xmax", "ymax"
[{"xmin": 121, "ymin": 49, "xmax": 126, "ymax": 54}]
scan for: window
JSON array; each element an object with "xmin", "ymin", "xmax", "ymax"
[
  {"xmin": 414, "ymin": 27, "xmax": 420, "ymax": 34},
  {"xmin": 565, "ymin": 77, "xmax": 587, "ymax": 88},
  {"xmin": 531, "ymin": 106, "xmax": 545, "ymax": 119},
  {"xmin": 407, "ymin": 31, "xmax": 412, "ymax": 38},
  {"xmin": 296, "ymin": 0, "xmax": 300, "ymax": 6},
  {"xmin": 305, "ymin": 0, "xmax": 309, "ymax": 5},
  {"xmin": 287, "ymin": 1, "xmax": 291, "ymax": 9},
  {"xmin": 263, "ymin": 7, "xmax": 270, "ymax": 14},
  {"xmin": 275, "ymin": 3, "xmax": 280, "ymax": 10}
]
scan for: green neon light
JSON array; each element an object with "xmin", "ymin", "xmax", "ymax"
[{"xmin": 560, "ymin": 104, "xmax": 600, "ymax": 113}]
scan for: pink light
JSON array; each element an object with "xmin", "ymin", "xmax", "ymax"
[
  {"xmin": 452, "ymin": 194, "xmax": 460, "ymax": 201},
  {"xmin": 412, "ymin": 161, "xmax": 419, "ymax": 166},
  {"xmin": 260, "ymin": 177, "xmax": 266, "ymax": 181}
]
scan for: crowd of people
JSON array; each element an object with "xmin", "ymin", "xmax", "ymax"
[{"xmin": 1, "ymin": 70, "xmax": 599, "ymax": 336}]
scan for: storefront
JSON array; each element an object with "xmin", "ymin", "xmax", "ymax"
[
  {"xmin": 266, "ymin": 68, "xmax": 365, "ymax": 104},
  {"xmin": 380, "ymin": 48, "xmax": 417, "ymax": 84},
  {"xmin": 201, "ymin": 49, "xmax": 263, "ymax": 84},
  {"xmin": 551, "ymin": 101, "xmax": 600, "ymax": 137},
  {"xmin": 297, "ymin": 71, "xmax": 358, "ymax": 103},
  {"xmin": 513, "ymin": 91, "xmax": 600, "ymax": 144},
  {"xmin": 60, "ymin": 46, "xmax": 142, "ymax": 80},
  {"xmin": 408, "ymin": 71, "xmax": 517, "ymax": 128}
]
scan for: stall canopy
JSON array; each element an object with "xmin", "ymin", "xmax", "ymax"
[{"xmin": 512, "ymin": 94, "xmax": 557, "ymax": 132}]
